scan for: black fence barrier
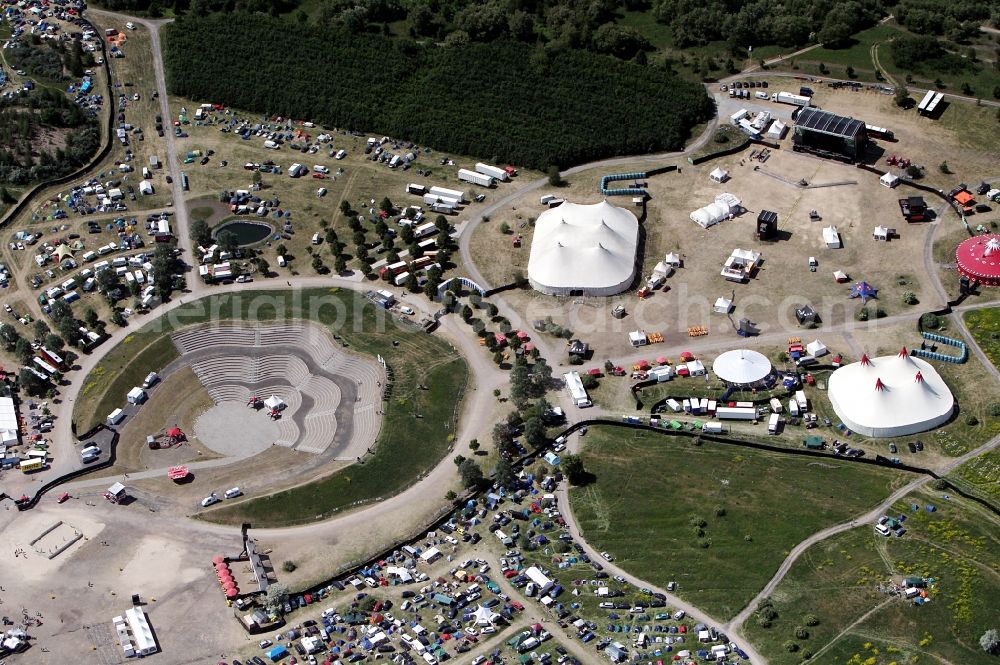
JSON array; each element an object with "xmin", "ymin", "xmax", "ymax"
[{"xmin": 15, "ymin": 425, "xmax": 119, "ymax": 510}]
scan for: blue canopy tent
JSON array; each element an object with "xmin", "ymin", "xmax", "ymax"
[{"xmin": 849, "ymin": 281, "xmax": 878, "ymax": 303}]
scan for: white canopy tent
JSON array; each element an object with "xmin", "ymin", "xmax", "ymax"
[
  {"xmin": 712, "ymin": 349, "xmax": 773, "ymax": 385},
  {"xmin": 709, "ymin": 167, "xmax": 729, "ymax": 183},
  {"xmin": 873, "ymin": 225, "xmax": 889, "ymax": 241},
  {"xmin": 879, "ymin": 172, "xmax": 899, "ymax": 188},
  {"xmin": 766, "ymin": 120, "xmax": 787, "ymax": 139},
  {"xmin": 833, "ymin": 270, "xmax": 849, "ymax": 282},
  {"xmin": 263, "ymin": 395, "xmax": 285, "ymax": 410},
  {"xmin": 664, "ymin": 252, "xmax": 681, "ymax": 267},
  {"xmin": 528, "ymin": 200, "xmax": 639, "ymax": 296},
  {"xmin": 690, "ymin": 193, "xmax": 741, "ymax": 228},
  {"xmin": 828, "ymin": 351, "xmax": 955, "ymax": 437},
  {"xmin": 806, "ymin": 339, "xmax": 828, "ymax": 357},
  {"xmin": 713, "ymin": 297, "xmax": 733, "ymax": 313}
]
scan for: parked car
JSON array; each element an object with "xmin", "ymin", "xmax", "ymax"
[
  {"xmin": 201, "ymin": 493, "xmax": 220, "ymax": 507},
  {"xmin": 224, "ymin": 487, "xmax": 242, "ymax": 499}
]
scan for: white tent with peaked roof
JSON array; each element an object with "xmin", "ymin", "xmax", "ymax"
[
  {"xmin": 828, "ymin": 349, "xmax": 954, "ymax": 437},
  {"xmin": 528, "ymin": 200, "xmax": 639, "ymax": 296},
  {"xmin": 709, "ymin": 167, "xmax": 729, "ymax": 183}
]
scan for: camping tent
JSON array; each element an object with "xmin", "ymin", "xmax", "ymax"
[
  {"xmin": 833, "ymin": 270, "xmax": 849, "ymax": 282},
  {"xmin": 664, "ymin": 252, "xmax": 681, "ymax": 267},
  {"xmin": 55, "ymin": 244, "xmax": 74, "ymax": 262},
  {"xmin": 263, "ymin": 395, "xmax": 285, "ymax": 411},
  {"xmin": 879, "ymin": 172, "xmax": 899, "ymax": 188},
  {"xmin": 690, "ymin": 193, "xmax": 741, "ymax": 228},
  {"xmin": 873, "ymin": 226, "xmax": 889, "ymax": 241},
  {"xmin": 709, "ymin": 167, "xmax": 729, "ymax": 183}
]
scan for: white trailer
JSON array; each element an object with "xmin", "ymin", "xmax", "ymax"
[
  {"xmin": 394, "ymin": 271, "xmax": 411, "ymax": 286},
  {"xmin": 772, "ymin": 91, "xmax": 812, "ymax": 106},
  {"xmin": 715, "ymin": 406, "xmax": 756, "ymax": 420},
  {"xmin": 795, "ymin": 390, "xmax": 808, "ymax": 410},
  {"xmin": 457, "ymin": 168, "xmax": 495, "ymax": 188},
  {"xmin": 428, "ymin": 186, "xmax": 466, "ymax": 202},
  {"xmin": 414, "ymin": 222, "xmax": 438, "ymax": 239},
  {"xmin": 769, "ymin": 397, "xmax": 783, "ymax": 414},
  {"xmin": 474, "ymin": 163, "xmax": 509, "ymax": 182},
  {"xmin": 423, "ymin": 193, "xmax": 460, "ymax": 207}
]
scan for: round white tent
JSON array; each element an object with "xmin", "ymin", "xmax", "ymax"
[
  {"xmin": 828, "ymin": 350, "xmax": 954, "ymax": 437},
  {"xmin": 528, "ymin": 200, "xmax": 639, "ymax": 296},
  {"xmin": 712, "ymin": 349, "xmax": 773, "ymax": 386}
]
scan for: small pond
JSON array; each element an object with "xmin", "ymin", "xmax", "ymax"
[{"xmin": 213, "ymin": 220, "xmax": 273, "ymax": 247}]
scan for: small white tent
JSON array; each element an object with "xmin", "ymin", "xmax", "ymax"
[
  {"xmin": 873, "ymin": 225, "xmax": 889, "ymax": 241},
  {"xmin": 806, "ymin": 339, "xmax": 828, "ymax": 357},
  {"xmin": 766, "ymin": 120, "xmax": 787, "ymax": 139},
  {"xmin": 823, "ymin": 226, "xmax": 841, "ymax": 248},
  {"xmin": 264, "ymin": 395, "xmax": 285, "ymax": 411},
  {"xmin": 138, "ymin": 180, "xmax": 154, "ymax": 195},
  {"xmin": 709, "ymin": 167, "xmax": 729, "ymax": 183},
  {"xmin": 833, "ymin": 270, "xmax": 849, "ymax": 282},
  {"xmin": 664, "ymin": 252, "xmax": 681, "ymax": 267},
  {"xmin": 713, "ymin": 297, "xmax": 733, "ymax": 313},
  {"xmin": 879, "ymin": 173, "xmax": 899, "ymax": 188}
]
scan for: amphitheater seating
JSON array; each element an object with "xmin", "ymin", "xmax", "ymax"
[{"xmin": 176, "ymin": 323, "xmax": 383, "ymax": 455}]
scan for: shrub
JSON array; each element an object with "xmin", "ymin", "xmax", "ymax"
[
  {"xmin": 804, "ymin": 614, "xmax": 820, "ymax": 626},
  {"xmin": 920, "ymin": 313, "xmax": 941, "ymax": 330},
  {"xmin": 282, "ymin": 560, "xmax": 297, "ymax": 572},
  {"xmin": 966, "ymin": 414, "xmax": 979, "ymax": 426},
  {"xmin": 857, "ymin": 308, "xmax": 869, "ymax": 322},
  {"xmin": 715, "ymin": 505, "xmax": 726, "ymax": 517},
  {"xmin": 783, "ymin": 640, "xmax": 799, "ymax": 652},
  {"xmin": 499, "ymin": 221, "xmax": 511, "ymax": 234},
  {"xmin": 903, "ymin": 291, "xmax": 918, "ymax": 305},
  {"xmin": 988, "ymin": 403, "xmax": 1000, "ymax": 417},
  {"xmin": 794, "ymin": 627, "xmax": 809, "ymax": 639}
]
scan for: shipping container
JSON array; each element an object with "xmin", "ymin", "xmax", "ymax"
[
  {"xmin": 474, "ymin": 162, "xmax": 509, "ymax": 182},
  {"xmin": 457, "ymin": 168, "xmax": 495, "ymax": 188}
]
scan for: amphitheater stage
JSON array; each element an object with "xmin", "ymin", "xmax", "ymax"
[{"xmin": 193, "ymin": 402, "xmax": 282, "ymax": 456}]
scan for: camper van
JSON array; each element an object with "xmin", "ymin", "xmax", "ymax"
[{"xmin": 277, "ymin": 255, "xmax": 287, "ymax": 268}]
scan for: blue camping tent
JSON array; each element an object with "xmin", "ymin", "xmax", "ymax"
[{"xmin": 267, "ymin": 644, "xmax": 288, "ymax": 661}]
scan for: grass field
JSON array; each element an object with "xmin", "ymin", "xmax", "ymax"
[
  {"xmin": 964, "ymin": 307, "xmax": 1000, "ymax": 370},
  {"xmin": 568, "ymin": 426, "xmax": 910, "ymax": 620},
  {"xmin": 947, "ymin": 448, "xmax": 1000, "ymax": 505},
  {"xmin": 743, "ymin": 489, "xmax": 1000, "ymax": 665},
  {"xmin": 76, "ymin": 333, "xmax": 179, "ymax": 432}
]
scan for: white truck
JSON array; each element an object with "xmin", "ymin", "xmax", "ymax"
[
  {"xmin": 457, "ymin": 168, "xmax": 495, "ymax": 188},
  {"xmin": 768, "ymin": 413, "xmax": 781, "ymax": 434},
  {"xmin": 772, "ymin": 91, "xmax": 812, "ymax": 106},
  {"xmin": 474, "ymin": 162, "xmax": 509, "ymax": 182},
  {"xmin": 428, "ymin": 186, "xmax": 466, "ymax": 202}
]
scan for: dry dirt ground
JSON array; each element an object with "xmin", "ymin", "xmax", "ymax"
[{"xmin": 0, "ymin": 500, "xmax": 246, "ymax": 665}]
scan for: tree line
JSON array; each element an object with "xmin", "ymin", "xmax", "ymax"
[{"xmin": 163, "ymin": 14, "xmax": 713, "ymax": 169}]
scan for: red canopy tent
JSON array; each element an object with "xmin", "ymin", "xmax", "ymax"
[
  {"xmin": 516, "ymin": 331, "xmax": 529, "ymax": 339},
  {"xmin": 225, "ymin": 587, "xmax": 239, "ymax": 598},
  {"xmin": 212, "ymin": 555, "xmax": 225, "ymax": 564},
  {"xmin": 680, "ymin": 351, "xmax": 695, "ymax": 361},
  {"xmin": 523, "ymin": 343, "xmax": 535, "ymax": 352},
  {"xmin": 656, "ymin": 356, "xmax": 668, "ymax": 365},
  {"xmin": 587, "ymin": 368, "xmax": 601, "ymax": 376}
]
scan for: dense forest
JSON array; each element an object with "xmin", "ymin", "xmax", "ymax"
[
  {"xmin": 105, "ymin": 0, "xmax": 1000, "ymax": 64},
  {"xmin": 0, "ymin": 89, "xmax": 101, "ymax": 186},
  {"xmin": 163, "ymin": 14, "xmax": 714, "ymax": 168},
  {"xmin": 7, "ymin": 34, "xmax": 88, "ymax": 81}
]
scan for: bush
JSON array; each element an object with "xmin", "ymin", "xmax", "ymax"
[
  {"xmin": 988, "ymin": 403, "xmax": 1000, "ymax": 417},
  {"xmin": 783, "ymin": 640, "xmax": 799, "ymax": 652},
  {"xmin": 794, "ymin": 627, "xmax": 809, "ymax": 639},
  {"xmin": 966, "ymin": 414, "xmax": 979, "ymax": 426},
  {"xmin": 906, "ymin": 164, "xmax": 923, "ymax": 179},
  {"xmin": 920, "ymin": 313, "xmax": 941, "ymax": 330},
  {"xmin": 282, "ymin": 560, "xmax": 297, "ymax": 573},
  {"xmin": 903, "ymin": 291, "xmax": 919, "ymax": 305},
  {"xmin": 857, "ymin": 308, "xmax": 869, "ymax": 322},
  {"xmin": 715, "ymin": 505, "xmax": 726, "ymax": 517},
  {"xmin": 804, "ymin": 614, "xmax": 820, "ymax": 626}
]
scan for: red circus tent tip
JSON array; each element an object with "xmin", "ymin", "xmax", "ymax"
[
  {"xmin": 898, "ymin": 346, "xmax": 908, "ymax": 358},
  {"xmin": 875, "ymin": 377, "xmax": 885, "ymax": 391},
  {"xmin": 860, "ymin": 353, "xmax": 871, "ymax": 366},
  {"xmin": 915, "ymin": 371, "xmax": 923, "ymax": 383}
]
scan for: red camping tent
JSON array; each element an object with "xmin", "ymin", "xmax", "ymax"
[{"xmin": 212, "ymin": 556, "xmax": 225, "ymax": 564}]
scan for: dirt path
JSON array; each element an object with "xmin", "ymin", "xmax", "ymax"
[{"xmin": 726, "ymin": 432, "xmax": 1000, "ymax": 634}]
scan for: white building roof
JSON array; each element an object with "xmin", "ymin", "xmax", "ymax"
[
  {"xmin": 823, "ymin": 226, "xmax": 841, "ymax": 247},
  {"xmin": 712, "ymin": 349, "xmax": 772, "ymax": 384},
  {"xmin": 828, "ymin": 351, "xmax": 954, "ymax": 437},
  {"xmin": 528, "ymin": 200, "xmax": 639, "ymax": 296}
]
